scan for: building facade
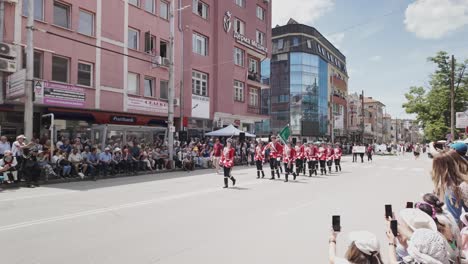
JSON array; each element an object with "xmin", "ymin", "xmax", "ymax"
[
  {"xmin": 270, "ymin": 19, "xmax": 348, "ymax": 140},
  {"xmin": 363, "ymin": 97, "xmax": 385, "ymax": 143},
  {"xmin": 347, "ymin": 92, "xmax": 363, "ymax": 143},
  {"xmin": 180, "ymin": 0, "xmax": 271, "ymax": 137},
  {"xmin": 1, "ymin": 0, "xmax": 183, "ymax": 143}
]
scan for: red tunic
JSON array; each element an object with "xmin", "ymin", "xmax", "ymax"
[
  {"xmin": 220, "ymin": 147, "xmax": 235, "ymax": 168},
  {"xmin": 326, "ymin": 147, "xmax": 335, "ymax": 161},
  {"xmin": 283, "ymin": 146, "xmax": 296, "ymax": 163},
  {"xmin": 318, "ymin": 147, "xmax": 328, "ymax": 161},
  {"xmin": 295, "ymin": 145, "xmax": 305, "ymax": 159},
  {"xmin": 334, "ymin": 147, "xmax": 342, "ymax": 160},
  {"xmin": 266, "ymin": 142, "xmax": 283, "ymax": 159},
  {"xmin": 307, "ymin": 146, "xmax": 318, "ymax": 161},
  {"xmin": 254, "ymin": 145, "xmax": 264, "ymax": 161},
  {"xmin": 213, "ymin": 143, "xmax": 223, "ymax": 157}
]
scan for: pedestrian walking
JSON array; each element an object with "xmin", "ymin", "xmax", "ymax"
[
  {"xmin": 326, "ymin": 143, "xmax": 335, "ymax": 174},
  {"xmin": 333, "ymin": 143, "xmax": 342, "ymax": 172},
  {"xmin": 366, "ymin": 145, "xmax": 373, "ymax": 162},
  {"xmin": 211, "ymin": 138, "xmax": 223, "ymax": 174},
  {"xmin": 413, "ymin": 144, "xmax": 421, "ymax": 159},
  {"xmin": 359, "ymin": 144, "xmax": 365, "ymax": 163},
  {"xmin": 283, "ymin": 141, "xmax": 296, "ymax": 182},
  {"xmin": 220, "ymin": 139, "xmax": 236, "ymax": 188},
  {"xmin": 264, "ymin": 136, "xmax": 283, "ymax": 180},
  {"xmin": 254, "ymin": 141, "xmax": 265, "ymax": 179},
  {"xmin": 318, "ymin": 143, "xmax": 327, "ymax": 175},
  {"xmin": 352, "ymin": 143, "xmax": 358, "ymax": 163}
]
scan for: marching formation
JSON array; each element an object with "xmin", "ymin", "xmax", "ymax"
[{"xmin": 217, "ymin": 136, "xmax": 343, "ymax": 188}]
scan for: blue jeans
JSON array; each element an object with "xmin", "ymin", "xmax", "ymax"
[{"xmin": 62, "ymin": 165, "xmax": 72, "ymax": 176}]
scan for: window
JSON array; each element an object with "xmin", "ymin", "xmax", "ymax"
[
  {"xmin": 193, "ymin": 0, "xmax": 208, "ymax": 19},
  {"xmin": 249, "ymin": 58, "xmax": 258, "ymax": 73},
  {"xmin": 277, "ymin": 39, "xmax": 284, "ymax": 49},
  {"xmin": 292, "ymin": 37, "xmax": 299, "ymax": 47},
  {"xmin": 256, "ymin": 6, "xmax": 265, "ymax": 20},
  {"xmin": 144, "ymin": 0, "xmax": 155, "ymax": 13},
  {"xmin": 33, "ymin": 51, "xmax": 43, "ymax": 79},
  {"xmin": 144, "ymin": 32, "xmax": 156, "ymax": 53},
  {"xmin": 160, "ymin": 80, "xmax": 168, "ymax": 100},
  {"xmin": 256, "ymin": 30, "xmax": 265, "ymax": 46},
  {"xmin": 234, "ymin": 47, "xmax": 244, "ymax": 66},
  {"xmin": 128, "ymin": 28, "xmax": 139, "ymax": 50},
  {"xmin": 144, "ymin": 77, "xmax": 154, "ymax": 97},
  {"xmin": 160, "ymin": 1, "xmax": 169, "ymax": 20},
  {"xmin": 160, "ymin": 41, "xmax": 168, "ymax": 58},
  {"xmin": 52, "ymin": 55, "xmax": 69, "ymax": 83},
  {"xmin": 53, "ymin": 1, "xmax": 71, "ymax": 29},
  {"xmin": 234, "ymin": 19, "xmax": 245, "ymax": 35},
  {"xmin": 234, "ymin": 80, "xmax": 244, "ymax": 102},
  {"xmin": 23, "ymin": 0, "xmax": 44, "ymax": 20},
  {"xmin": 78, "ymin": 10, "xmax": 94, "ymax": 36},
  {"xmin": 307, "ymin": 39, "xmax": 312, "ymax": 48},
  {"xmin": 235, "ymin": 0, "xmax": 245, "ymax": 7},
  {"xmin": 192, "ymin": 33, "xmax": 208, "ymax": 56},
  {"xmin": 128, "ymin": 73, "xmax": 139, "ymax": 94},
  {"xmin": 129, "ymin": 0, "xmax": 139, "ymax": 6},
  {"xmin": 192, "ymin": 71, "xmax": 208, "ymax": 96},
  {"xmin": 77, "ymin": 62, "xmax": 93, "ymax": 86},
  {"xmin": 249, "ymin": 88, "xmax": 259, "ymax": 107}
]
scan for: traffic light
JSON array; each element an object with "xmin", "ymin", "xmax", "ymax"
[{"xmin": 41, "ymin": 115, "xmax": 52, "ymax": 129}]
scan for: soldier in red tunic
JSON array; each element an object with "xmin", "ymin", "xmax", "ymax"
[
  {"xmin": 254, "ymin": 141, "xmax": 265, "ymax": 179},
  {"xmin": 283, "ymin": 141, "xmax": 297, "ymax": 182},
  {"xmin": 318, "ymin": 143, "xmax": 328, "ymax": 175},
  {"xmin": 220, "ymin": 139, "xmax": 236, "ymax": 188},
  {"xmin": 326, "ymin": 143, "xmax": 335, "ymax": 174},
  {"xmin": 305, "ymin": 142, "xmax": 315, "ymax": 176},
  {"xmin": 264, "ymin": 136, "xmax": 283, "ymax": 180},
  {"xmin": 294, "ymin": 141, "xmax": 305, "ymax": 176},
  {"xmin": 333, "ymin": 143, "xmax": 343, "ymax": 172}
]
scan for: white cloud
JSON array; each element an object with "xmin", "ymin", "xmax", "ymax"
[
  {"xmin": 272, "ymin": 0, "xmax": 335, "ymax": 27},
  {"xmin": 404, "ymin": 0, "xmax": 468, "ymax": 39},
  {"xmin": 326, "ymin": 32, "xmax": 345, "ymax": 48},
  {"xmin": 369, "ymin": 55, "xmax": 382, "ymax": 62}
]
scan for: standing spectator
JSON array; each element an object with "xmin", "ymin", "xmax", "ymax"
[
  {"xmin": 22, "ymin": 148, "xmax": 41, "ymax": 188},
  {"xmin": 73, "ymin": 137, "xmax": 83, "ymax": 152},
  {"xmin": 0, "ymin": 136, "xmax": 11, "ymax": 159},
  {"xmin": 212, "ymin": 138, "xmax": 223, "ymax": 174},
  {"xmin": 56, "ymin": 136, "xmax": 64, "ymax": 150},
  {"xmin": 12, "ymin": 135, "xmax": 34, "ymax": 181},
  {"xmin": 329, "ymin": 230, "xmax": 383, "ymax": 264},
  {"xmin": 99, "ymin": 147, "xmax": 113, "ymax": 177}
]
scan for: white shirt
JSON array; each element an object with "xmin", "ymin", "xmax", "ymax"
[
  {"xmin": 68, "ymin": 153, "xmax": 83, "ymax": 163},
  {"xmin": 11, "ymin": 141, "xmax": 24, "ymax": 157},
  {"xmin": 0, "ymin": 141, "xmax": 11, "ymax": 155}
]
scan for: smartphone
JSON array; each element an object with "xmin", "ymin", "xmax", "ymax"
[
  {"xmin": 385, "ymin": 204, "xmax": 393, "ymax": 219},
  {"xmin": 332, "ymin": 215, "xmax": 341, "ymax": 232},
  {"xmin": 406, "ymin": 202, "xmax": 414, "ymax": 208},
  {"xmin": 390, "ymin": 220, "xmax": 398, "ymax": 236}
]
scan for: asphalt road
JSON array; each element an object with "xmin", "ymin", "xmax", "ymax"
[{"xmin": 0, "ymin": 153, "xmax": 433, "ymax": 263}]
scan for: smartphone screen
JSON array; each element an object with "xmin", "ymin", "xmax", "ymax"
[
  {"xmin": 391, "ymin": 220, "xmax": 398, "ymax": 236},
  {"xmin": 406, "ymin": 202, "xmax": 414, "ymax": 208},
  {"xmin": 385, "ymin": 204, "xmax": 393, "ymax": 219},
  {"xmin": 332, "ymin": 215, "xmax": 341, "ymax": 232}
]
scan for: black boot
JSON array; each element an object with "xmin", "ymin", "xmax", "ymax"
[
  {"xmin": 270, "ymin": 171, "xmax": 275, "ymax": 180},
  {"xmin": 223, "ymin": 178, "xmax": 228, "ymax": 188},
  {"xmin": 315, "ymin": 169, "xmax": 317, "ymax": 176},
  {"xmin": 276, "ymin": 170, "xmax": 280, "ymax": 179},
  {"xmin": 230, "ymin": 176, "xmax": 236, "ymax": 186},
  {"xmin": 339, "ymin": 165, "xmax": 341, "ymax": 171},
  {"xmin": 335, "ymin": 165, "xmax": 338, "ymax": 172},
  {"xmin": 328, "ymin": 167, "xmax": 332, "ymax": 174},
  {"xmin": 285, "ymin": 174, "xmax": 288, "ymax": 182},
  {"xmin": 321, "ymin": 168, "xmax": 324, "ymax": 175},
  {"xmin": 257, "ymin": 171, "xmax": 260, "ymax": 179},
  {"xmin": 293, "ymin": 172, "xmax": 297, "ymax": 180},
  {"xmin": 261, "ymin": 171, "xmax": 265, "ymax": 178},
  {"xmin": 309, "ymin": 170, "xmax": 312, "ymax": 177}
]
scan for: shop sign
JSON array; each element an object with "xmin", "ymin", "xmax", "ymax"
[
  {"xmin": 191, "ymin": 94, "xmax": 210, "ymax": 119},
  {"xmin": 37, "ymin": 81, "xmax": 86, "ymax": 108},
  {"xmin": 6, "ymin": 69, "xmax": 26, "ymax": 100},
  {"xmin": 127, "ymin": 97, "xmax": 168, "ymax": 115},
  {"xmin": 234, "ymin": 31, "xmax": 268, "ymax": 54},
  {"xmin": 110, "ymin": 115, "xmax": 136, "ymax": 123},
  {"xmin": 456, "ymin": 112, "xmax": 468, "ymax": 129}
]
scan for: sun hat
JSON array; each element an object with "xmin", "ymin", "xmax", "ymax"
[
  {"xmin": 404, "ymin": 229, "xmax": 449, "ymax": 264},
  {"xmin": 348, "ymin": 231, "xmax": 380, "ymax": 256},
  {"xmin": 16, "ymin": 135, "xmax": 26, "ymax": 140},
  {"xmin": 104, "ymin": 147, "xmax": 110, "ymax": 151},
  {"xmin": 114, "ymin": 148, "xmax": 121, "ymax": 152},
  {"xmin": 399, "ymin": 208, "xmax": 437, "ymax": 231}
]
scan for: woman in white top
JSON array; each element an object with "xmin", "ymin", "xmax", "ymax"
[{"xmin": 329, "ymin": 229, "xmax": 384, "ymax": 264}]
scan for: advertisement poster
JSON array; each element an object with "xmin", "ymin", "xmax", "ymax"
[
  {"xmin": 127, "ymin": 97, "xmax": 168, "ymax": 114},
  {"xmin": 42, "ymin": 81, "xmax": 86, "ymax": 108}
]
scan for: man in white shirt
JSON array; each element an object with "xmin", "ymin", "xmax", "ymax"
[
  {"xmin": 0, "ymin": 136, "xmax": 11, "ymax": 159},
  {"xmin": 68, "ymin": 148, "xmax": 87, "ymax": 177}
]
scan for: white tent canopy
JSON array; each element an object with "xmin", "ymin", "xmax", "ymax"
[{"xmin": 205, "ymin": 125, "xmax": 256, "ymax": 137}]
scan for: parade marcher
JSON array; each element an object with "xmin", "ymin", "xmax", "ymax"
[
  {"xmin": 220, "ymin": 138, "xmax": 236, "ymax": 188},
  {"xmin": 326, "ymin": 143, "xmax": 335, "ymax": 174},
  {"xmin": 318, "ymin": 143, "xmax": 328, "ymax": 175},
  {"xmin": 305, "ymin": 142, "xmax": 317, "ymax": 177},
  {"xmin": 295, "ymin": 141, "xmax": 305, "ymax": 177},
  {"xmin": 254, "ymin": 141, "xmax": 265, "ymax": 179},
  {"xmin": 211, "ymin": 138, "xmax": 223, "ymax": 174},
  {"xmin": 277, "ymin": 141, "xmax": 284, "ymax": 174},
  {"xmin": 366, "ymin": 144, "xmax": 373, "ymax": 162},
  {"xmin": 334, "ymin": 143, "xmax": 342, "ymax": 172},
  {"xmin": 283, "ymin": 141, "xmax": 296, "ymax": 182},
  {"xmin": 263, "ymin": 136, "xmax": 283, "ymax": 180}
]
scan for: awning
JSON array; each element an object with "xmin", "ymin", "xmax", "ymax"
[{"xmin": 205, "ymin": 125, "xmax": 256, "ymax": 137}]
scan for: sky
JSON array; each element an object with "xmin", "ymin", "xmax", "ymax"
[{"xmin": 272, "ymin": 0, "xmax": 468, "ymax": 119}]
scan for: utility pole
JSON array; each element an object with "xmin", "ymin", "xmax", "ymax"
[
  {"xmin": 361, "ymin": 90, "xmax": 364, "ymax": 143},
  {"xmin": 450, "ymin": 55, "xmax": 455, "ymax": 142},
  {"xmin": 330, "ymin": 80, "xmax": 334, "ymax": 144},
  {"xmin": 167, "ymin": 0, "xmax": 175, "ymax": 168},
  {"xmin": 24, "ymin": 0, "xmax": 34, "ymax": 139},
  {"xmin": 0, "ymin": 0, "xmax": 5, "ymax": 105}
]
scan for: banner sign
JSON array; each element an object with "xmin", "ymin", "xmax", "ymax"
[
  {"xmin": 41, "ymin": 81, "xmax": 85, "ymax": 108},
  {"xmin": 127, "ymin": 97, "xmax": 168, "ymax": 114},
  {"xmin": 6, "ymin": 69, "xmax": 26, "ymax": 100},
  {"xmin": 352, "ymin": 146, "xmax": 366, "ymax": 153},
  {"xmin": 110, "ymin": 115, "xmax": 136, "ymax": 123}
]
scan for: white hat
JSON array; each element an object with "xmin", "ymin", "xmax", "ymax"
[
  {"xmin": 114, "ymin": 148, "xmax": 121, "ymax": 152},
  {"xmin": 404, "ymin": 229, "xmax": 449, "ymax": 264},
  {"xmin": 348, "ymin": 231, "xmax": 380, "ymax": 256},
  {"xmin": 399, "ymin": 208, "xmax": 437, "ymax": 231},
  {"xmin": 16, "ymin": 135, "xmax": 26, "ymax": 140},
  {"xmin": 104, "ymin": 147, "xmax": 110, "ymax": 151}
]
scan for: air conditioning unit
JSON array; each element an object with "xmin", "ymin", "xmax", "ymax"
[
  {"xmin": 0, "ymin": 42, "xmax": 17, "ymax": 58},
  {"xmin": 151, "ymin": 55, "xmax": 162, "ymax": 68},
  {"xmin": 0, "ymin": 58, "xmax": 17, "ymax": 73},
  {"xmin": 173, "ymin": 98, "xmax": 180, "ymax": 106},
  {"xmin": 162, "ymin": 58, "xmax": 170, "ymax": 67}
]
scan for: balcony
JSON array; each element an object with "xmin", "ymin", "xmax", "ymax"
[
  {"xmin": 248, "ymin": 71, "xmax": 261, "ymax": 83},
  {"xmin": 247, "ymin": 105, "xmax": 260, "ymax": 114}
]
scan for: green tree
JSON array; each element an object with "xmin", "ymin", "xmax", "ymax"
[{"xmin": 402, "ymin": 51, "xmax": 468, "ymax": 141}]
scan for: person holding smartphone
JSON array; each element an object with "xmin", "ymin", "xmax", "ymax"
[{"xmin": 329, "ymin": 228, "xmax": 383, "ymax": 264}]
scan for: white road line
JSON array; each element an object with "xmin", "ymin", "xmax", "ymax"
[
  {"xmin": 0, "ymin": 191, "xmax": 79, "ymax": 202},
  {"xmin": 0, "ymin": 180, "xmax": 265, "ymax": 233}
]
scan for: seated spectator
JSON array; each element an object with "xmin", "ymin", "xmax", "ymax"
[
  {"xmin": 69, "ymin": 148, "xmax": 86, "ymax": 178},
  {"xmin": 99, "ymin": 147, "xmax": 113, "ymax": 177},
  {"xmin": 139, "ymin": 148, "xmax": 153, "ymax": 172},
  {"xmin": 329, "ymin": 230, "xmax": 383, "ymax": 264},
  {"xmin": 60, "ymin": 139, "xmax": 72, "ymax": 154},
  {"xmin": 0, "ymin": 150, "xmax": 18, "ymax": 184},
  {"xmin": 112, "ymin": 148, "xmax": 123, "ymax": 173},
  {"xmin": 87, "ymin": 148, "xmax": 99, "ymax": 180},
  {"xmin": 122, "ymin": 148, "xmax": 138, "ymax": 175},
  {"xmin": 59, "ymin": 152, "xmax": 72, "ymax": 178},
  {"xmin": 152, "ymin": 148, "xmax": 166, "ymax": 170},
  {"xmin": 182, "ymin": 149, "xmax": 194, "ymax": 171},
  {"xmin": 37, "ymin": 150, "xmax": 57, "ymax": 181}
]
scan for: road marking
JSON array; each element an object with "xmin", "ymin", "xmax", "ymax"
[
  {"xmin": 0, "ymin": 180, "xmax": 266, "ymax": 233},
  {"xmin": 0, "ymin": 191, "xmax": 79, "ymax": 202}
]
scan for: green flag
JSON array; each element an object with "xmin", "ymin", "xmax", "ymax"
[{"xmin": 278, "ymin": 125, "xmax": 291, "ymax": 143}]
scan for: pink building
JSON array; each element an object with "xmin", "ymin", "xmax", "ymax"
[
  {"xmin": 180, "ymin": 0, "xmax": 271, "ymax": 136},
  {"xmin": 0, "ymin": 0, "xmax": 182, "ymax": 143}
]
